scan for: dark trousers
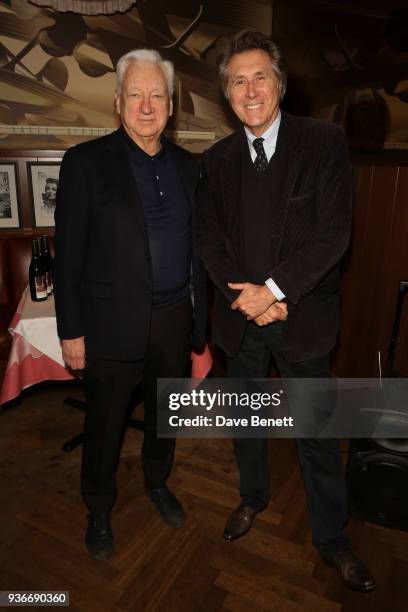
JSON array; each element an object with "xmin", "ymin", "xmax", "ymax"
[
  {"xmin": 227, "ymin": 321, "xmax": 349, "ymax": 553},
  {"xmin": 81, "ymin": 296, "xmax": 192, "ymax": 515}
]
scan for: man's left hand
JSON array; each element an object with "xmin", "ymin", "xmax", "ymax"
[
  {"xmin": 254, "ymin": 302, "xmax": 288, "ymax": 326},
  {"xmin": 228, "ymin": 282, "xmax": 276, "ymax": 319}
]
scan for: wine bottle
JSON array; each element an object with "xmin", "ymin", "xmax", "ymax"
[
  {"xmin": 29, "ymin": 238, "xmax": 47, "ymax": 301},
  {"xmin": 40, "ymin": 235, "xmax": 53, "ymax": 295}
]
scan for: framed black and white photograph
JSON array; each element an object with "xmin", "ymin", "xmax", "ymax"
[
  {"xmin": 0, "ymin": 163, "xmax": 20, "ymax": 229},
  {"xmin": 28, "ymin": 162, "xmax": 61, "ymax": 228}
]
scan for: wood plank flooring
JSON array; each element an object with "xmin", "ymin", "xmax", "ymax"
[{"xmin": 0, "ymin": 382, "xmax": 407, "ymax": 611}]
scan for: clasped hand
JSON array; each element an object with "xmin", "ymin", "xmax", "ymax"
[{"xmin": 228, "ymin": 282, "xmax": 288, "ymax": 326}]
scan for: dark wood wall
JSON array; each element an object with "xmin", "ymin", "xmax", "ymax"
[{"xmin": 332, "ymin": 152, "xmax": 408, "ymax": 377}]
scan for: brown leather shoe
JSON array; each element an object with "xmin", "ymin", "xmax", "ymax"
[
  {"xmin": 322, "ymin": 548, "xmax": 376, "ymax": 592},
  {"xmin": 223, "ymin": 505, "xmax": 258, "ymax": 541}
]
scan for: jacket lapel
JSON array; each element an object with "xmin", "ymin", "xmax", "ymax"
[
  {"xmin": 166, "ymin": 139, "xmax": 196, "ymax": 209},
  {"xmin": 105, "ymin": 129, "xmax": 148, "ymax": 238},
  {"xmin": 273, "ymin": 112, "xmax": 304, "ymax": 261},
  {"xmin": 276, "ymin": 111, "xmax": 304, "ymax": 204},
  {"xmin": 218, "ymin": 130, "xmax": 245, "ymax": 263},
  {"xmin": 221, "ymin": 129, "xmax": 245, "ymax": 225},
  {"xmin": 166, "ymin": 140, "xmax": 199, "ymax": 289}
]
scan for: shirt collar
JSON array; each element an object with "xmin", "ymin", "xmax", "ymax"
[
  {"xmin": 121, "ymin": 126, "xmax": 165, "ymax": 161},
  {"xmin": 244, "ymin": 110, "xmax": 281, "ymax": 152}
]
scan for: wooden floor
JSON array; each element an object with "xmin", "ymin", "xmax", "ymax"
[{"xmin": 1, "ymin": 381, "xmax": 407, "ymax": 612}]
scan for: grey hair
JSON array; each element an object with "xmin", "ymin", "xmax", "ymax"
[
  {"xmin": 116, "ymin": 48, "xmax": 175, "ymax": 96},
  {"xmin": 219, "ymin": 30, "xmax": 287, "ymax": 101}
]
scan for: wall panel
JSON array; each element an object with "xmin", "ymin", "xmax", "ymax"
[{"xmin": 333, "ymin": 162, "xmax": 408, "ymax": 376}]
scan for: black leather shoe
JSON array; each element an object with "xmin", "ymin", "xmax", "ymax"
[
  {"xmin": 146, "ymin": 487, "xmax": 185, "ymax": 528},
  {"xmin": 321, "ymin": 548, "xmax": 376, "ymax": 592},
  {"xmin": 223, "ymin": 505, "xmax": 259, "ymax": 541},
  {"xmin": 85, "ymin": 513, "xmax": 113, "ymax": 560}
]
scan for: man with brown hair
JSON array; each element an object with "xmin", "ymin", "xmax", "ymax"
[{"xmin": 198, "ymin": 30, "xmax": 375, "ymax": 592}]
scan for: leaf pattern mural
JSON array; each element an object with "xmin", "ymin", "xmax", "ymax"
[{"xmin": 0, "ymin": 0, "xmax": 272, "ymax": 151}]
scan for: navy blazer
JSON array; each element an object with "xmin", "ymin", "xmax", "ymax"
[
  {"xmin": 198, "ymin": 111, "xmax": 352, "ymax": 361},
  {"xmin": 54, "ymin": 129, "xmax": 206, "ymax": 361}
]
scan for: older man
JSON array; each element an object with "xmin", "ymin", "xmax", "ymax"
[
  {"xmin": 198, "ymin": 31, "xmax": 375, "ymax": 592},
  {"xmin": 54, "ymin": 49, "xmax": 206, "ymax": 560}
]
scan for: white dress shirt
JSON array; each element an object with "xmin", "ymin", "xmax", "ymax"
[{"xmin": 244, "ymin": 112, "xmax": 285, "ymax": 301}]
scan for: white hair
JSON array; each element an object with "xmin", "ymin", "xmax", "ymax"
[{"xmin": 116, "ymin": 49, "xmax": 175, "ymax": 96}]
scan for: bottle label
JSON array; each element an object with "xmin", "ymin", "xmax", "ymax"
[
  {"xmin": 45, "ymin": 271, "xmax": 53, "ymax": 294},
  {"xmin": 35, "ymin": 276, "xmax": 47, "ymax": 299}
]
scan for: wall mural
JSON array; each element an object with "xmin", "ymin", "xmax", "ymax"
[
  {"xmin": 0, "ymin": 0, "xmax": 273, "ymax": 151},
  {"xmin": 274, "ymin": 0, "xmax": 408, "ymax": 149},
  {"xmin": 1, "ymin": 0, "xmax": 406, "ymax": 152}
]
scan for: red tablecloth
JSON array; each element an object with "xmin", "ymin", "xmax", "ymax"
[
  {"xmin": 0, "ymin": 289, "xmax": 74, "ymax": 405},
  {"xmin": 0, "ymin": 288, "xmax": 213, "ymax": 406}
]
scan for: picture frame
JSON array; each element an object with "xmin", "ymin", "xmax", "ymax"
[
  {"xmin": 28, "ymin": 162, "xmax": 61, "ymax": 228},
  {"xmin": 0, "ymin": 163, "xmax": 20, "ymax": 229}
]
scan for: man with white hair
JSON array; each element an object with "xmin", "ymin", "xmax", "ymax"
[{"xmin": 54, "ymin": 49, "xmax": 206, "ymax": 560}]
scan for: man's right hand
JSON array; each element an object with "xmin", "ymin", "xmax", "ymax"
[
  {"xmin": 254, "ymin": 302, "xmax": 288, "ymax": 327},
  {"xmin": 61, "ymin": 336, "xmax": 85, "ymax": 371}
]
